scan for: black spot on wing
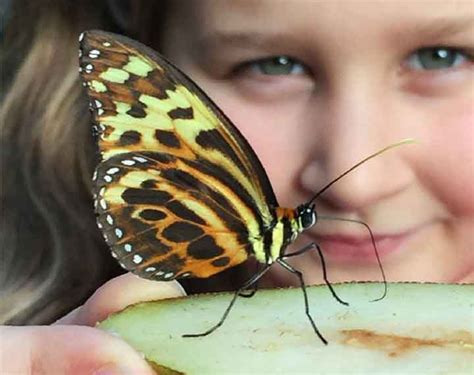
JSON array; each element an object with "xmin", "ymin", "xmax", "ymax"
[
  {"xmin": 126, "ymin": 102, "xmax": 147, "ymax": 118},
  {"xmin": 161, "ymin": 168, "xmax": 202, "ymax": 190},
  {"xmin": 139, "ymin": 209, "xmax": 167, "ymax": 221},
  {"xmin": 122, "ymin": 188, "xmax": 172, "ymax": 205},
  {"xmin": 144, "ymin": 151, "xmax": 176, "ymax": 164},
  {"xmin": 211, "ymin": 256, "xmax": 230, "ymax": 267},
  {"xmin": 155, "ymin": 129, "xmax": 181, "ymax": 148},
  {"xmin": 147, "ymin": 69, "xmax": 175, "ymax": 100},
  {"xmin": 168, "ymin": 106, "xmax": 194, "ymax": 120},
  {"xmin": 119, "ymin": 130, "xmax": 142, "ymax": 146},
  {"xmin": 162, "ymin": 221, "xmax": 204, "ymax": 242},
  {"xmin": 166, "ymin": 200, "xmax": 206, "ymax": 225},
  {"xmin": 141, "ymin": 179, "xmax": 159, "ymax": 189},
  {"xmin": 187, "ymin": 235, "xmax": 225, "ymax": 260}
]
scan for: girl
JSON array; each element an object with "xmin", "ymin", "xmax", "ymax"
[{"xmin": 1, "ymin": 0, "xmax": 472, "ymax": 372}]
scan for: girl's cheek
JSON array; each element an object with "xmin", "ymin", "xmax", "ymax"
[{"xmin": 415, "ymin": 104, "xmax": 474, "ymax": 216}]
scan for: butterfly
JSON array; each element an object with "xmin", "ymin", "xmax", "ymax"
[{"xmin": 79, "ymin": 30, "xmax": 404, "ymax": 344}]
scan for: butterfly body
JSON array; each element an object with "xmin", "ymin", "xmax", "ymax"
[{"xmin": 80, "ymin": 30, "xmax": 317, "ymax": 282}]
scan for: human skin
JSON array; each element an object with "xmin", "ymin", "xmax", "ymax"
[
  {"xmin": 161, "ymin": 0, "xmax": 474, "ymax": 287},
  {"xmin": 1, "ymin": 274, "xmax": 184, "ymax": 374},
  {"xmin": 3, "ymin": 1, "xmax": 472, "ymax": 372}
]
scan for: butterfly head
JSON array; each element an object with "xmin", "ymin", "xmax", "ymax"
[{"xmin": 296, "ymin": 203, "xmax": 318, "ymax": 230}]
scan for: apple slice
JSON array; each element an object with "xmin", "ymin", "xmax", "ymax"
[{"xmin": 99, "ymin": 283, "xmax": 473, "ymax": 374}]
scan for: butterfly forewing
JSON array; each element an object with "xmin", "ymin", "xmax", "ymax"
[{"xmin": 79, "ymin": 30, "xmax": 278, "ymax": 280}]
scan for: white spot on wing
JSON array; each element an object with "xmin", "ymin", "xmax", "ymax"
[
  {"xmin": 106, "ymin": 215, "xmax": 114, "ymax": 225},
  {"xmin": 133, "ymin": 254, "xmax": 143, "ymax": 264},
  {"xmin": 124, "ymin": 244, "xmax": 132, "ymax": 252},
  {"xmin": 133, "ymin": 156, "xmax": 147, "ymax": 163},
  {"xmin": 103, "ymin": 175, "xmax": 112, "ymax": 183},
  {"xmin": 100, "ymin": 199, "xmax": 107, "ymax": 210},
  {"xmin": 79, "ymin": 32, "xmax": 84, "ymax": 42},
  {"xmin": 85, "ymin": 64, "xmax": 93, "ymax": 73},
  {"xmin": 121, "ymin": 160, "xmax": 136, "ymax": 166},
  {"xmin": 106, "ymin": 167, "xmax": 120, "ymax": 175},
  {"xmin": 115, "ymin": 228, "xmax": 123, "ymax": 238},
  {"xmin": 103, "ymin": 41, "xmax": 111, "ymax": 47},
  {"xmin": 89, "ymin": 49, "xmax": 100, "ymax": 58}
]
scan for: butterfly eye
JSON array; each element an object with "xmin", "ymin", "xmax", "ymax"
[{"xmin": 298, "ymin": 205, "xmax": 317, "ymax": 229}]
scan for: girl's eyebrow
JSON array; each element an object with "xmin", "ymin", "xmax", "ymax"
[
  {"xmin": 196, "ymin": 31, "xmax": 292, "ymax": 51},
  {"xmin": 402, "ymin": 17, "xmax": 473, "ymax": 40},
  {"xmin": 195, "ymin": 16, "xmax": 473, "ymax": 53}
]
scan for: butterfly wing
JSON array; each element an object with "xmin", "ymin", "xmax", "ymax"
[{"xmin": 79, "ymin": 30, "xmax": 278, "ymax": 280}]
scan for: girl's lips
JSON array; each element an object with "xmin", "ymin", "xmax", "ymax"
[{"xmin": 312, "ymin": 230, "xmax": 417, "ymax": 264}]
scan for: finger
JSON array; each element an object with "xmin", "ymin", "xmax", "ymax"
[
  {"xmin": 1, "ymin": 325, "xmax": 154, "ymax": 374},
  {"xmin": 55, "ymin": 273, "xmax": 186, "ymax": 326}
]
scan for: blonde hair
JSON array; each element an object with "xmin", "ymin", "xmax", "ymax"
[
  {"xmin": 1, "ymin": 0, "xmax": 247, "ymax": 324},
  {"xmin": 0, "ymin": 0, "xmax": 144, "ymax": 324}
]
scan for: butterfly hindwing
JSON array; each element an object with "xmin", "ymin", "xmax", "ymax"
[{"xmin": 80, "ymin": 30, "xmax": 277, "ymax": 279}]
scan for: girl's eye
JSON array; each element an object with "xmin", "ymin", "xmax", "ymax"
[
  {"xmin": 406, "ymin": 47, "xmax": 470, "ymax": 70},
  {"xmin": 239, "ymin": 56, "xmax": 307, "ymax": 76}
]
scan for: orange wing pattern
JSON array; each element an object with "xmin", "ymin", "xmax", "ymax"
[{"xmin": 79, "ymin": 30, "xmax": 279, "ymax": 280}]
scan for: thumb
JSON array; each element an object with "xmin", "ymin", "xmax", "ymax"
[
  {"xmin": 1, "ymin": 325, "xmax": 155, "ymax": 374},
  {"xmin": 55, "ymin": 273, "xmax": 186, "ymax": 326}
]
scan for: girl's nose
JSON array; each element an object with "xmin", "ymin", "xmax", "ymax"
[{"xmin": 300, "ymin": 75, "xmax": 413, "ymax": 212}]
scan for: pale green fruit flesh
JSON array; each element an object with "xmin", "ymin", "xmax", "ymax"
[{"xmin": 99, "ymin": 283, "xmax": 473, "ymax": 374}]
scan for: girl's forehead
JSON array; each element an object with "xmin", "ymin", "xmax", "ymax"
[
  {"xmin": 173, "ymin": 1, "xmax": 471, "ymax": 27},
  {"xmin": 167, "ymin": 1, "xmax": 472, "ymax": 47}
]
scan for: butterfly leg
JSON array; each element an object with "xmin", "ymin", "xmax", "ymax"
[
  {"xmin": 239, "ymin": 261, "xmax": 261, "ymax": 298},
  {"xmin": 238, "ymin": 286, "xmax": 258, "ymax": 298},
  {"xmin": 276, "ymin": 258, "xmax": 328, "ymax": 345},
  {"xmin": 182, "ymin": 264, "xmax": 273, "ymax": 338},
  {"xmin": 284, "ymin": 243, "xmax": 349, "ymax": 306}
]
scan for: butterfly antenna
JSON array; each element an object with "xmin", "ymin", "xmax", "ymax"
[{"xmin": 307, "ymin": 139, "xmax": 416, "ymax": 205}]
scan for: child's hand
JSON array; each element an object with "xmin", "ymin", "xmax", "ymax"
[{"xmin": 1, "ymin": 273, "xmax": 185, "ymax": 374}]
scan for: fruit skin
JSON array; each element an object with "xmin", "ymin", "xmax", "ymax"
[{"xmin": 99, "ymin": 283, "xmax": 474, "ymax": 374}]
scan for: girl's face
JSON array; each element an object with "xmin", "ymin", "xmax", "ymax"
[{"xmin": 161, "ymin": 1, "xmax": 473, "ymax": 285}]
